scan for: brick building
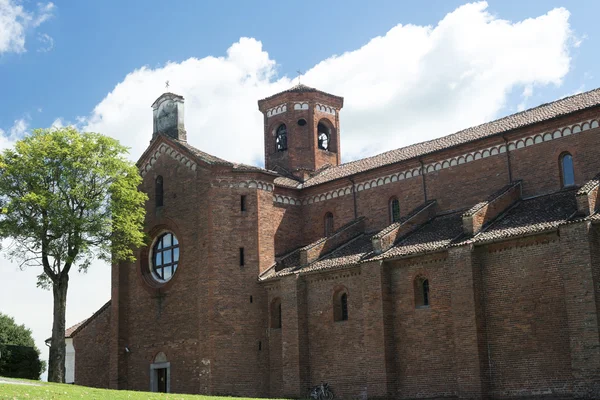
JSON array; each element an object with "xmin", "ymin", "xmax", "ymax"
[{"xmin": 69, "ymin": 85, "xmax": 600, "ymax": 399}]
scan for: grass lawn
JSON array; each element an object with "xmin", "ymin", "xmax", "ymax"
[{"xmin": 0, "ymin": 378, "xmax": 282, "ymax": 400}]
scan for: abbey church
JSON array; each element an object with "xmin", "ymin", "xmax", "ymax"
[{"xmin": 67, "ymin": 84, "xmax": 600, "ymax": 399}]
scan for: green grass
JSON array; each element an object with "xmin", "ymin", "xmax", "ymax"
[{"xmin": 0, "ymin": 378, "xmax": 280, "ymax": 400}]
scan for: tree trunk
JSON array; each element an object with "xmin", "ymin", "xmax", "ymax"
[{"xmin": 48, "ymin": 274, "xmax": 69, "ymax": 383}]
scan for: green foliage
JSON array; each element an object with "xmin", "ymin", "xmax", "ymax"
[
  {"xmin": 0, "ymin": 313, "xmax": 45, "ymax": 380},
  {"xmin": 0, "ymin": 127, "xmax": 147, "ymax": 286},
  {"xmin": 0, "ymin": 314, "xmax": 35, "ymax": 348},
  {"xmin": 0, "ymin": 344, "xmax": 45, "ymax": 380}
]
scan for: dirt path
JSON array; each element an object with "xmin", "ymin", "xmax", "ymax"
[{"xmin": 0, "ymin": 377, "xmax": 42, "ymax": 386}]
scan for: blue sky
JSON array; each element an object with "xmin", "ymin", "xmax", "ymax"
[
  {"xmin": 1, "ymin": 0, "xmax": 597, "ymax": 141},
  {"xmin": 1, "ymin": 0, "xmax": 600, "ymax": 380}
]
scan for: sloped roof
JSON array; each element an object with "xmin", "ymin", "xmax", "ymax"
[
  {"xmin": 466, "ymin": 188, "xmax": 578, "ymax": 244},
  {"xmin": 139, "ymin": 134, "xmax": 277, "ymax": 176},
  {"xmin": 263, "ymin": 188, "xmax": 584, "ymax": 279},
  {"xmin": 300, "ymin": 88, "xmax": 600, "ymax": 188},
  {"xmin": 65, "ymin": 300, "xmax": 111, "ymax": 339},
  {"xmin": 258, "ymin": 84, "xmax": 343, "ymax": 103},
  {"xmin": 65, "ymin": 320, "xmax": 86, "ymax": 338},
  {"xmin": 273, "ymin": 234, "xmax": 375, "ymax": 278},
  {"xmin": 144, "ymin": 88, "xmax": 600, "ymax": 191},
  {"xmin": 378, "ymin": 210, "xmax": 466, "ymax": 259}
]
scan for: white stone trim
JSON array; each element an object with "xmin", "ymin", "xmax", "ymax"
[
  {"xmin": 422, "ymin": 118, "xmax": 599, "ymax": 173},
  {"xmin": 274, "ymin": 194, "xmax": 301, "ymax": 205},
  {"xmin": 143, "ymin": 117, "xmax": 599, "ymax": 206},
  {"xmin": 315, "ymin": 103, "xmax": 336, "ymax": 115},
  {"xmin": 295, "ymin": 117, "xmax": 600, "ymax": 205},
  {"xmin": 212, "ymin": 180, "xmax": 274, "ymax": 192},
  {"xmin": 267, "ymin": 103, "xmax": 287, "ymax": 117},
  {"xmin": 293, "ymin": 102, "xmax": 309, "ymax": 111},
  {"xmin": 140, "ymin": 143, "xmax": 197, "ymax": 177}
]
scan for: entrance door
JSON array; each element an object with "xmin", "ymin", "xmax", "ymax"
[{"xmin": 156, "ymin": 368, "xmax": 167, "ymax": 393}]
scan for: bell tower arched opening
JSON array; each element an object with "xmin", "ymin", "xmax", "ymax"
[{"xmin": 258, "ymin": 84, "xmax": 344, "ymax": 181}]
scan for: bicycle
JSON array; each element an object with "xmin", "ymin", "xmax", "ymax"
[{"xmin": 309, "ymin": 382, "xmax": 334, "ymax": 400}]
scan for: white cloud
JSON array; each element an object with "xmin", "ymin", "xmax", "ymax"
[
  {"xmin": 0, "ymin": 118, "xmax": 28, "ymax": 150},
  {"xmin": 9, "ymin": 117, "xmax": 28, "ymax": 137},
  {"xmin": 1, "ymin": 1, "xmax": 578, "ymax": 381},
  {"xmin": 84, "ymin": 2, "xmax": 574, "ymax": 166},
  {"xmin": 50, "ymin": 117, "xmax": 63, "ymax": 129},
  {"xmin": 0, "ymin": 0, "xmax": 55, "ymax": 54},
  {"xmin": 37, "ymin": 32, "xmax": 53, "ymax": 52}
]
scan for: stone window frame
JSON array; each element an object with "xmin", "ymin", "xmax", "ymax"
[
  {"xmin": 139, "ymin": 223, "xmax": 184, "ymax": 293},
  {"xmin": 389, "ymin": 196, "xmax": 401, "ymax": 223},
  {"xmin": 559, "ymin": 151, "xmax": 575, "ymax": 188},
  {"xmin": 333, "ymin": 287, "xmax": 349, "ymax": 322},
  {"xmin": 149, "ymin": 231, "xmax": 180, "ymax": 283},
  {"xmin": 414, "ymin": 276, "xmax": 430, "ymax": 308}
]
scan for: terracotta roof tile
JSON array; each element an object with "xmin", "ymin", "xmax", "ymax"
[
  {"xmin": 274, "ymin": 176, "xmax": 302, "ymax": 188},
  {"xmin": 577, "ymin": 172, "xmax": 600, "ymax": 196},
  {"xmin": 302, "ymin": 88, "xmax": 600, "ymax": 188},
  {"xmin": 467, "ymin": 189, "xmax": 578, "ymax": 244},
  {"xmin": 377, "ymin": 210, "xmax": 466, "ymax": 259},
  {"xmin": 273, "ymin": 234, "xmax": 375, "ymax": 277},
  {"xmin": 65, "ymin": 300, "xmax": 111, "ymax": 339},
  {"xmin": 65, "ymin": 320, "xmax": 86, "ymax": 338},
  {"xmin": 263, "ymin": 189, "xmax": 586, "ymax": 279},
  {"xmin": 258, "ymin": 84, "xmax": 343, "ymax": 103}
]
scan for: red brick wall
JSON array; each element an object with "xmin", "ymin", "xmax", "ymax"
[
  {"xmin": 204, "ymin": 182, "xmax": 269, "ymax": 397},
  {"xmin": 73, "ymin": 306, "xmax": 111, "ymax": 388},
  {"xmin": 306, "ymin": 270, "xmax": 366, "ymax": 399},
  {"xmin": 117, "ymin": 151, "xmax": 207, "ymax": 394},
  {"xmin": 389, "ymin": 256, "xmax": 459, "ymax": 398},
  {"xmin": 111, "ymin": 146, "xmax": 271, "ymax": 396},
  {"xmin": 92, "ymin": 101, "xmax": 600, "ymax": 399},
  {"xmin": 259, "ymin": 91, "xmax": 343, "ymax": 175},
  {"xmin": 481, "ymin": 235, "xmax": 572, "ymax": 398}
]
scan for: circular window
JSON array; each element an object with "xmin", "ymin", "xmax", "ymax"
[
  {"xmin": 151, "ymin": 232, "xmax": 179, "ymax": 282},
  {"xmin": 297, "ymin": 118, "xmax": 307, "ymax": 126}
]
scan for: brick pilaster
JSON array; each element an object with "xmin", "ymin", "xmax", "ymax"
[
  {"xmin": 109, "ymin": 262, "xmax": 121, "ymax": 389},
  {"xmin": 558, "ymin": 221, "xmax": 600, "ymax": 397},
  {"xmin": 361, "ymin": 260, "xmax": 394, "ymax": 399},
  {"xmin": 280, "ymin": 274, "xmax": 309, "ymax": 397},
  {"xmin": 449, "ymin": 245, "xmax": 487, "ymax": 399}
]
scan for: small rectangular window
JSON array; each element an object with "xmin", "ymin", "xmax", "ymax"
[
  {"xmin": 241, "ymin": 195, "xmax": 247, "ymax": 212},
  {"xmin": 239, "ymin": 247, "xmax": 245, "ymax": 266}
]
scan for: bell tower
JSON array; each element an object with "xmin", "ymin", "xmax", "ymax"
[{"xmin": 258, "ymin": 84, "xmax": 344, "ymax": 180}]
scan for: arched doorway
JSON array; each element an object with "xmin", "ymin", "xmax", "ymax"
[{"xmin": 150, "ymin": 351, "xmax": 170, "ymax": 393}]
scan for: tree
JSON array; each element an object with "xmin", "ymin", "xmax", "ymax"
[
  {"xmin": 0, "ymin": 313, "xmax": 45, "ymax": 379},
  {"xmin": 0, "ymin": 127, "xmax": 147, "ymax": 383}
]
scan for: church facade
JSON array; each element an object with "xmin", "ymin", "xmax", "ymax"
[{"xmin": 70, "ymin": 85, "xmax": 600, "ymax": 399}]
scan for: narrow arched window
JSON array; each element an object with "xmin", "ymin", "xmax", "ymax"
[
  {"xmin": 318, "ymin": 122, "xmax": 329, "ymax": 151},
  {"xmin": 324, "ymin": 212, "xmax": 334, "ymax": 236},
  {"xmin": 341, "ymin": 293, "xmax": 348, "ymax": 321},
  {"xmin": 422, "ymin": 280, "xmax": 429, "ymax": 306},
  {"xmin": 270, "ymin": 298, "xmax": 282, "ymax": 329},
  {"xmin": 560, "ymin": 153, "xmax": 575, "ymax": 187},
  {"xmin": 276, "ymin": 124, "xmax": 287, "ymax": 151},
  {"xmin": 333, "ymin": 290, "xmax": 348, "ymax": 322},
  {"xmin": 390, "ymin": 197, "xmax": 400, "ymax": 223},
  {"xmin": 414, "ymin": 277, "xmax": 430, "ymax": 308},
  {"xmin": 155, "ymin": 176, "xmax": 164, "ymax": 207}
]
